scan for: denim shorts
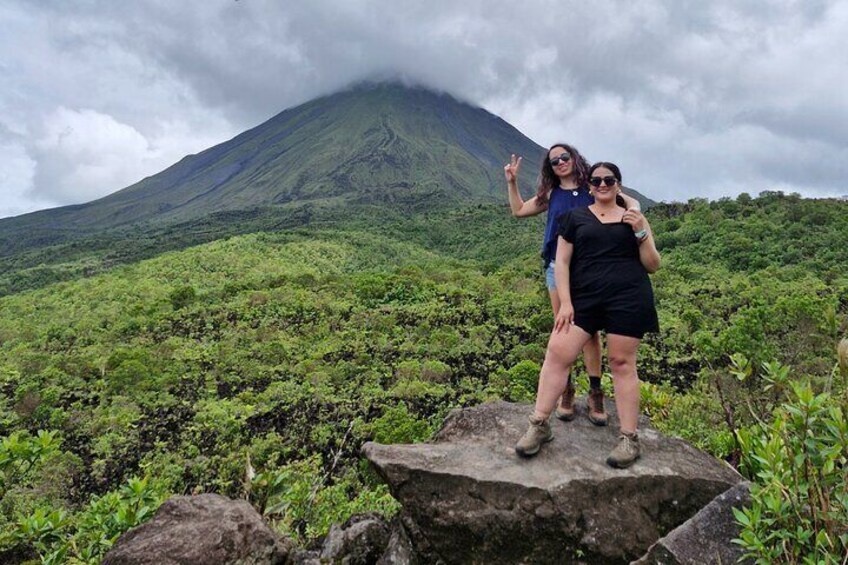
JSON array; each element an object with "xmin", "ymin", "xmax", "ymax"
[{"xmin": 545, "ymin": 261, "xmax": 556, "ymax": 290}]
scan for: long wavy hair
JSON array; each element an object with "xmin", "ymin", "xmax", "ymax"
[{"xmin": 535, "ymin": 143, "xmax": 591, "ymax": 207}]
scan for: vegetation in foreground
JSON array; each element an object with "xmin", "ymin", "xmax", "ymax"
[{"xmin": 0, "ymin": 192, "xmax": 846, "ymax": 563}]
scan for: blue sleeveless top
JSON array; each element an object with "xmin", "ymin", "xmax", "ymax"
[{"xmin": 542, "ymin": 186, "xmax": 594, "ymax": 265}]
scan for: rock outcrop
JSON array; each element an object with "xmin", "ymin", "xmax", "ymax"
[
  {"xmin": 288, "ymin": 513, "xmax": 398, "ymax": 564},
  {"xmin": 633, "ymin": 481, "xmax": 753, "ymax": 565},
  {"xmin": 363, "ymin": 400, "xmax": 743, "ymax": 565},
  {"xmin": 320, "ymin": 512, "xmax": 392, "ymax": 564},
  {"xmin": 102, "ymin": 493, "xmax": 291, "ymax": 565}
]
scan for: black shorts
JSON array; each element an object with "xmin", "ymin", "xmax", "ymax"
[{"xmin": 572, "ymin": 279, "xmax": 659, "ymax": 339}]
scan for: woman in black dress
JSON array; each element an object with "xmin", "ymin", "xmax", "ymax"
[
  {"xmin": 504, "ymin": 147, "xmax": 640, "ymax": 425},
  {"xmin": 515, "ymin": 162, "xmax": 660, "ymax": 468}
]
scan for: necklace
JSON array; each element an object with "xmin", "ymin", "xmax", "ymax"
[{"xmin": 593, "ymin": 205, "xmax": 617, "ymax": 218}]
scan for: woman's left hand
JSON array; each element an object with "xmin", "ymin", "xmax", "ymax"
[{"xmin": 622, "ymin": 209, "xmax": 647, "ymax": 233}]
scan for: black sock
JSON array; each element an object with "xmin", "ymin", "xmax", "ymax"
[{"xmin": 589, "ymin": 376, "xmax": 601, "ymax": 390}]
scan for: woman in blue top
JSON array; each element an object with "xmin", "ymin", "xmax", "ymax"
[{"xmin": 504, "ymin": 144, "xmax": 640, "ymax": 427}]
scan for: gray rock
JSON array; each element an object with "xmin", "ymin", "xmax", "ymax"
[
  {"xmin": 632, "ymin": 481, "xmax": 753, "ymax": 565},
  {"xmin": 376, "ymin": 518, "xmax": 419, "ymax": 565},
  {"xmin": 363, "ymin": 400, "xmax": 743, "ymax": 565},
  {"xmin": 320, "ymin": 512, "xmax": 391, "ymax": 564},
  {"xmin": 288, "ymin": 549, "xmax": 321, "ymax": 564},
  {"xmin": 102, "ymin": 493, "xmax": 291, "ymax": 565}
]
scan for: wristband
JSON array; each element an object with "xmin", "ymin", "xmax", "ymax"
[{"xmin": 634, "ymin": 228, "xmax": 648, "ymax": 240}]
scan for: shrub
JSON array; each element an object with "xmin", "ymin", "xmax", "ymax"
[
  {"xmin": 370, "ymin": 403, "xmax": 432, "ymax": 444},
  {"xmin": 734, "ymin": 381, "xmax": 848, "ymax": 563},
  {"xmin": 506, "ymin": 360, "xmax": 540, "ymax": 402},
  {"xmin": 4, "ymin": 476, "xmax": 167, "ymax": 564},
  {"xmin": 421, "ymin": 360, "xmax": 452, "ymax": 383},
  {"xmin": 249, "ymin": 455, "xmax": 400, "ymax": 541},
  {"xmin": 652, "ymin": 383, "xmax": 734, "ymax": 459},
  {"xmin": 0, "ymin": 430, "xmax": 61, "ymax": 498},
  {"xmin": 168, "ymin": 285, "xmax": 196, "ymax": 310},
  {"xmin": 68, "ymin": 476, "xmax": 168, "ymax": 562}
]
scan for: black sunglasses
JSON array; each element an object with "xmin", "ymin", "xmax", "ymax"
[
  {"xmin": 588, "ymin": 176, "xmax": 618, "ymax": 187},
  {"xmin": 549, "ymin": 152, "xmax": 571, "ymax": 167}
]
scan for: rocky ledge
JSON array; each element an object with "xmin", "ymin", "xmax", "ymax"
[{"xmin": 363, "ymin": 400, "xmax": 743, "ymax": 564}]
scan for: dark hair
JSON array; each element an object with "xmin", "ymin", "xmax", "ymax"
[
  {"xmin": 535, "ymin": 143, "xmax": 591, "ymax": 207},
  {"xmin": 589, "ymin": 161, "xmax": 622, "ymax": 182},
  {"xmin": 590, "ymin": 161, "xmax": 627, "ymax": 209}
]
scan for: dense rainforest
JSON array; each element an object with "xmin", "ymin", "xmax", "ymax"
[{"xmin": 1, "ymin": 191, "xmax": 846, "ymax": 563}]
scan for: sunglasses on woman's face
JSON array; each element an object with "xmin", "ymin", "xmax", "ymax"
[
  {"xmin": 589, "ymin": 176, "xmax": 618, "ymax": 187},
  {"xmin": 549, "ymin": 153, "xmax": 571, "ymax": 167}
]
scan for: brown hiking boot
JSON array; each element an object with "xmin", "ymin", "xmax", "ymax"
[
  {"xmin": 555, "ymin": 382, "xmax": 576, "ymax": 421},
  {"xmin": 606, "ymin": 431, "xmax": 640, "ymax": 468},
  {"xmin": 587, "ymin": 388, "xmax": 609, "ymax": 426},
  {"xmin": 515, "ymin": 414, "xmax": 553, "ymax": 457}
]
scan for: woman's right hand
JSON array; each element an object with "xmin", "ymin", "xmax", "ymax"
[
  {"xmin": 504, "ymin": 154, "xmax": 522, "ymax": 184},
  {"xmin": 554, "ymin": 303, "xmax": 574, "ymax": 333}
]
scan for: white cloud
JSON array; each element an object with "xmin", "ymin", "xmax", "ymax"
[
  {"xmin": 32, "ymin": 108, "xmax": 152, "ymax": 203},
  {"xmin": 24, "ymin": 107, "xmax": 238, "ymax": 208},
  {"xmin": 0, "ymin": 140, "xmax": 43, "ymax": 218}
]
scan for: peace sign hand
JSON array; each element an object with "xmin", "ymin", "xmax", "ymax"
[{"xmin": 504, "ymin": 154, "xmax": 522, "ymax": 184}]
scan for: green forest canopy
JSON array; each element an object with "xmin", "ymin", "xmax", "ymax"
[{"xmin": 1, "ymin": 190, "xmax": 846, "ymax": 562}]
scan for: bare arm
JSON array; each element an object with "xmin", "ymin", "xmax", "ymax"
[
  {"xmin": 622, "ymin": 210, "xmax": 660, "ymax": 273},
  {"xmin": 553, "ymin": 236, "xmax": 575, "ymax": 332},
  {"xmin": 505, "ymin": 154, "xmax": 547, "ymax": 217},
  {"xmin": 620, "ymin": 191, "xmax": 641, "ymax": 211},
  {"xmin": 637, "ymin": 223, "xmax": 661, "ymax": 273}
]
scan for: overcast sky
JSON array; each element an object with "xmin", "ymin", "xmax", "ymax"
[{"xmin": 1, "ymin": 0, "xmax": 846, "ymax": 218}]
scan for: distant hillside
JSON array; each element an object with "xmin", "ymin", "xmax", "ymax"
[{"xmin": 0, "ymin": 81, "xmax": 654, "ymax": 258}]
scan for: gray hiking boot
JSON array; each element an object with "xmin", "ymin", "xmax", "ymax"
[
  {"xmin": 606, "ymin": 431, "xmax": 640, "ymax": 468},
  {"xmin": 555, "ymin": 382, "xmax": 576, "ymax": 421},
  {"xmin": 587, "ymin": 388, "xmax": 609, "ymax": 426},
  {"xmin": 515, "ymin": 414, "xmax": 553, "ymax": 457}
]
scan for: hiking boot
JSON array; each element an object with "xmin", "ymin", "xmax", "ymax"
[
  {"xmin": 515, "ymin": 414, "xmax": 553, "ymax": 457},
  {"xmin": 606, "ymin": 431, "xmax": 640, "ymax": 468},
  {"xmin": 587, "ymin": 388, "xmax": 609, "ymax": 426},
  {"xmin": 555, "ymin": 382, "xmax": 576, "ymax": 421}
]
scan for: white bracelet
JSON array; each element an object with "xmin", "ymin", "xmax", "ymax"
[{"xmin": 634, "ymin": 228, "xmax": 648, "ymax": 240}]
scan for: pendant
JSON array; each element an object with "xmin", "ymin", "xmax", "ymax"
[{"xmin": 572, "ymin": 190, "xmax": 579, "ymax": 196}]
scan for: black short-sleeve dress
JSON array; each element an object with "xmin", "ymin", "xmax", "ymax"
[{"xmin": 558, "ymin": 207, "xmax": 659, "ymax": 339}]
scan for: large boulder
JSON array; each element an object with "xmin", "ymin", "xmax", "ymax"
[
  {"xmin": 102, "ymin": 493, "xmax": 291, "ymax": 565},
  {"xmin": 363, "ymin": 400, "xmax": 742, "ymax": 565},
  {"xmin": 632, "ymin": 481, "xmax": 753, "ymax": 564}
]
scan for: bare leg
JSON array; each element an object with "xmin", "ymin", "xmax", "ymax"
[
  {"xmin": 551, "ymin": 289, "xmax": 600, "ymax": 385},
  {"xmin": 606, "ymin": 334, "xmax": 642, "ymax": 434},
  {"xmin": 549, "ymin": 288, "xmax": 575, "ymax": 409},
  {"xmin": 533, "ymin": 325, "xmax": 592, "ymax": 420}
]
